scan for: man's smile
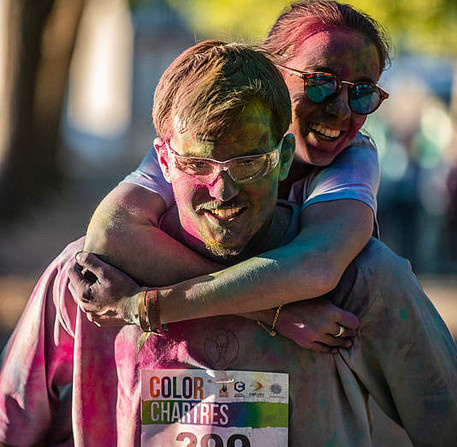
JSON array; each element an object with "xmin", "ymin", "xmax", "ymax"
[{"xmin": 203, "ymin": 206, "xmax": 246, "ymax": 221}]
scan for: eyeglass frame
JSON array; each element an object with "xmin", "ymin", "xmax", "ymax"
[
  {"xmin": 165, "ymin": 139, "xmax": 283, "ymax": 185},
  {"xmin": 278, "ymin": 64, "xmax": 389, "ymax": 115}
]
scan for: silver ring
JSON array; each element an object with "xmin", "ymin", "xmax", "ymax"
[{"xmin": 334, "ymin": 324, "xmax": 345, "ymax": 338}]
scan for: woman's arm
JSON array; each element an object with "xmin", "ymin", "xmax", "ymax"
[
  {"xmin": 84, "ymin": 182, "xmax": 222, "ymax": 286},
  {"xmin": 80, "ymin": 184, "xmax": 371, "ymax": 320},
  {"xmin": 84, "ymin": 138, "xmax": 377, "ymax": 314},
  {"xmin": 155, "ymin": 198, "xmax": 373, "ymax": 321},
  {"xmin": 78, "ymin": 141, "xmax": 376, "ymax": 341}
]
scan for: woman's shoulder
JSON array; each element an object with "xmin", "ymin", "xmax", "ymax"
[{"xmin": 347, "ymin": 132, "xmax": 377, "ymax": 151}]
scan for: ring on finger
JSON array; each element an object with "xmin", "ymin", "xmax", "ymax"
[{"xmin": 334, "ymin": 324, "xmax": 345, "ymax": 338}]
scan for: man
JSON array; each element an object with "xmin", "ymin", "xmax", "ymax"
[
  {"xmin": 71, "ymin": 39, "xmax": 457, "ymax": 446},
  {"xmin": 1, "ymin": 41, "xmax": 456, "ymax": 447},
  {"xmin": 0, "ymin": 40, "xmax": 359, "ymax": 447}
]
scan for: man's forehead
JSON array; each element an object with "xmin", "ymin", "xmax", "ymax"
[
  {"xmin": 171, "ymin": 121, "xmax": 274, "ymax": 159},
  {"xmin": 170, "ymin": 100, "xmax": 275, "ymax": 157}
]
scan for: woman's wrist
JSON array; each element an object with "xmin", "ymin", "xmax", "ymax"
[{"xmin": 256, "ymin": 306, "xmax": 284, "ymax": 336}]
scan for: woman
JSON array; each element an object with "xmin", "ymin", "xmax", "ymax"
[{"xmin": 77, "ymin": 0, "xmax": 390, "ymax": 351}]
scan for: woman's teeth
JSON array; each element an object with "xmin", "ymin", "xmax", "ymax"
[{"xmin": 309, "ymin": 124, "xmax": 342, "ymax": 139}]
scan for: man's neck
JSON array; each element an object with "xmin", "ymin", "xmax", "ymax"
[
  {"xmin": 160, "ymin": 203, "xmax": 292, "ymax": 266},
  {"xmin": 278, "ymin": 161, "xmax": 313, "ymax": 199}
]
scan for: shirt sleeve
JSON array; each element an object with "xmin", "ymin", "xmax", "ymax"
[
  {"xmin": 0, "ymin": 240, "xmax": 82, "ymax": 446},
  {"xmin": 121, "ymin": 147, "xmax": 175, "ymax": 208},
  {"xmin": 291, "ymin": 134, "xmax": 380, "ymax": 214}
]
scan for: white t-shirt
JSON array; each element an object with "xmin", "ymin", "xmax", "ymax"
[
  {"xmin": 122, "ymin": 133, "xmax": 380, "ymax": 232},
  {"xmin": 288, "ymin": 134, "xmax": 379, "ymax": 213}
]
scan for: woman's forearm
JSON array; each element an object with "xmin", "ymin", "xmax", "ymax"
[
  {"xmin": 157, "ymin": 199, "xmax": 374, "ymax": 324},
  {"xmin": 85, "ymin": 184, "xmax": 372, "ymax": 324},
  {"xmin": 84, "ymin": 183, "xmax": 221, "ymax": 286}
]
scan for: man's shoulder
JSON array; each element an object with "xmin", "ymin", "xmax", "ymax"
[
  {"xmin": 275, "ymin": 200, "xmax": 300, "ymax": 246},
  {"xmin": 352, "ymin": 237, "xmax": 415, "ymax": 286},
  {"xmin": 276, "ymin": 199, "xmax": 300, "ymax": 214}
]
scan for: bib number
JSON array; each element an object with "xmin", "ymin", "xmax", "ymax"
[{"xmin": 177, "ymin": 432, "xmax": 250, "ymax": 447}]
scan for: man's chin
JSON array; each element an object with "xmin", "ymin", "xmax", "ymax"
[{"xmin": 204, "ymin": 240, "xmax": 245, "ymax": 260}]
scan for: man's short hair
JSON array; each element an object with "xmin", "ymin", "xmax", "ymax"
[{"xmin": 153, "ymin": 40, "xmax": 291, "ymax": 144}]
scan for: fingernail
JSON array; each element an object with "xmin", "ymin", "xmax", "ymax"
[{"xmin": 75, "ymin": 251, "xmax": 83, "ymax": 262}]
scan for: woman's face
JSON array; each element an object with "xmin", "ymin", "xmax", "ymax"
[{"xmin": 283, "ymin": 28, "xmax": 381, "ymax": 166}]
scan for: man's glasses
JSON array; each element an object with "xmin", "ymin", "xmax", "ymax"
[
  {"xmin": 166, "ymin": 141, "xmax": 282, "ymax": 185},
  {"xmin": 279, "ymin": 65, "xmax": 389, "ymax": 115}
]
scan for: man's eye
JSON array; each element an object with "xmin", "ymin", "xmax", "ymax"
[
  {"xmin": 180, "ymin": 160, "xmax": 208, "ymax": 171},
  {"xmin": 188, "ymin": 161, "xmax": 207, "ymax": 169},
  {"xmin": 238, "ymin": 158, "xmax": 263, "ymax": 168}
]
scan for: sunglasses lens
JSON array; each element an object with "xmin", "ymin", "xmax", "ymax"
[
  {"xmin": 305, "ymin": 74, "xmax": 338, "ymax": 104},
  {"xmin": 350, "ymin": 83, "xmax": 382, "ymax": 114}
]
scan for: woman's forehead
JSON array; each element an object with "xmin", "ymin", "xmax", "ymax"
[{"xmin": 290, "ymin": 28, "xmax": 381, "ymax": 80}]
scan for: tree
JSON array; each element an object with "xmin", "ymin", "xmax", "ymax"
[
  {"xmin": 0, "ymin": 0, "xmax": 86, "ymax": 215},
  {"xmin": 350, "ymin": 0, "xmax": 457, "ymax": 57},
  {"xmin": 163, "ymin": 0, "xmax": 457, "ymax": 57}
]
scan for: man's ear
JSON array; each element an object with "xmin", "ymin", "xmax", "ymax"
[
  {"xmin": 154, "ymin": 137, "xmax": 172, "ymax": 183},
  {"xmin": 278, "ymin": 133, "xmax": 295, "ymax": 181}
]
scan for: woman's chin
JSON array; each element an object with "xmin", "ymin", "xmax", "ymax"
[{"xmin": 295, "ymin": 134, "xmax": 347, "ymax": 166}]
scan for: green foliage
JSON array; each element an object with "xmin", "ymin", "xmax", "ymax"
[
  {"xmin": 350, "ymin": 0, "xmax": 457, "ymax": 56},
  {"xmin": 167, "ymin": 0, "xmax": 291, "ymax": 43},
  {"xmin": 163, "ymin": 0, "xmax": 457, "ymax": 57}
]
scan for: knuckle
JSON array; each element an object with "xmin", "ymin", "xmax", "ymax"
[
  {"xmin": 325, "ymin": 337, "xmax": 340, "ymax": 346},
  {"xmin": 81, "ymin": 290, "xmax": 94, "ymax": 302},
  {"xmin": 81, "ymin": 290, "xmax": 92, "ymax": 301},
  {"xmin": 78, "ymin": 251, "xmax": 90, "ymax": 264}
]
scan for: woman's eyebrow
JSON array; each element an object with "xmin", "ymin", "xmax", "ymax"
[{"xmin": 307, "ymin": 66, "xmax": 377, "ymax": 83}]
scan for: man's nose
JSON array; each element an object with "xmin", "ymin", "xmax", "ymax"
[
  {"xmin": 207, "ymin": 170, "xmax": 240, "ymax": 202},
  {"xmin": 324, "ymin": 86, "xmax": 352, "ymax": 120}
]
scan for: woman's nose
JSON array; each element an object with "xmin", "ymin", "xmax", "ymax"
[{"xmin": 324, "ymin": 86, "xmax": 352, "ymax": 120}]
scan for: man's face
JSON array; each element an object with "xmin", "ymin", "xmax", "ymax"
[
  {"xmin": 158, "ymin": 101, "xmax": 293, "ymax": 259},
  {"xmin": 283, "ymin": 28, "xmax": 381, "ymax": 166}
]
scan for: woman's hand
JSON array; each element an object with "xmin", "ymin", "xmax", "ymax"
[
  {"xmin": 68, "ymin": 252, "xmax": 141, "ymax": 327},
  {"xmin": 253, "ymin": 298, "xmax": 359, "ymax": 353}
]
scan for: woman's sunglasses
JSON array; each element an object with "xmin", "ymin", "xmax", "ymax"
[{"xmin": 279, "ymin": 65, "xmax": 389, "ymax": 115}]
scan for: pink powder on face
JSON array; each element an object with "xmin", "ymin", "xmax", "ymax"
[
  {"xmin": 296, "ymin": 23, "xmax": 340, "ymax": 45},
  {"xmin": 286, "ymin": 20, "xmax": 382, "ymax": 72},
  {"xmin": 281, "ymin": 28, "xmax": 380, "ymax": 167}
]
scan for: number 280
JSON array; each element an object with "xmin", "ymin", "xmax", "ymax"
[{"xmin": 176, "ymin": 432, "xmax": 251, "ymax": 447}]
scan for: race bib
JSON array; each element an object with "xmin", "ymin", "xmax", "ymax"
[{"xmin": 141, "ymin": 369, "xmax": 289, "ymax": 446}]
